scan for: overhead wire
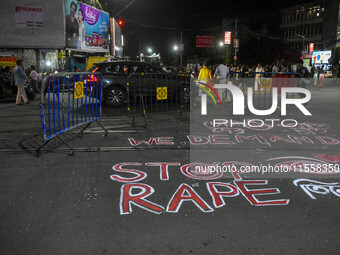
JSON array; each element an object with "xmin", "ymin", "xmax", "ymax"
[{"xmin": 113, "ymin": 0, "xmax": 137, "ymax": 17}]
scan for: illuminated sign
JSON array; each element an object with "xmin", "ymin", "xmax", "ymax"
[
  {"xmin": 312, "ymin": 51, "xmax": 332, "ymax": 64},
  {"xmin": 309, "ymin": 43, "xmax": 314, "ymax": 54},
  {"xmin": 196, "ymin": 36, "xmax": 215, "ymax": 48},
  {"xmin": 224, "ymin": 31, "xmax": 231, "ymax": 44}
]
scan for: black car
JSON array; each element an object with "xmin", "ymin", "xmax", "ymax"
[{"xmin": 87, "ymin": 61, "xmax": 190, "ymax": 106}]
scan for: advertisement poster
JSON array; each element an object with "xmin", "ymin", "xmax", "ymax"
[
  {"xmin": 309, "ymin": 43, "xmax": 314, "ymax": 54},
  {"xmin": 312, "ymin": 51, "xmax": 332, "ymax": 64},
  {"xmin": 196, "ymin": 35, "xmax": 215, "ymax": 48},
  {"xmin": 110, "ymin": 18, "xmax": 123, "ymax": 58},
  {"xmin": 15, "ymin": 6, "xmax": 44, "ymax": 28},
  {"xmin": 338, "ymin": 3, "xmax": 340, "ymax": 39},
  {"xmin": 65, "ymin": 0, "xmax": 109, "ymax": 52},
  {"xmin": 224, "ymin": 31, "xmax": 231, "ymax": 44}
]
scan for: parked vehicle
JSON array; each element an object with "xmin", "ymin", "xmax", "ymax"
[
  {"xmin": 87, "ymin": 61, "xmax": 190, "ymax": 106},
  {"xmin": 0, "ymin": 69, "xmax": 35, "ymax": 100},
  {"xmin": 324, "ymin": 71, "xmax": 333, "ymax": 78}
]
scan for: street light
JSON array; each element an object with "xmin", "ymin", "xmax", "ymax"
[
  {"xmin": 173, "ymin": 45, "xmax": 178, "ymax": 51},
  {"xmin": 295, "ymin": 34, "xmax": 305, "ymax": 54},
  {"xmin": 147, "ymin": 48, "xmax": 152, "ymax": 54},
  {"xmin": 219, "ymin": 41, "xmax": 224, "ymax": 47}
]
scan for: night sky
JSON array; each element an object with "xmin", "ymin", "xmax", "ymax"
[{"xmin": 101, "ymin": 0, "xmax": 314, "ymax": 64}]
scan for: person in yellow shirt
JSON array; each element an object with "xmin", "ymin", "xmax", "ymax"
[
  {"xmin": 198, "ymin": 63, "xmax": 212, "ymax": 84},
  {"xmin": 197, "ymin": 63, "xmax": 212, "ymax": 97}
]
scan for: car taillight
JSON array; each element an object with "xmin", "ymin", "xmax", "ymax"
[{"xmin": 87, "ymin": 67, "xmax": 98, "ymax": 82}]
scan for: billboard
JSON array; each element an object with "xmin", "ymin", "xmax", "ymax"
[
  {"xmin": 65, "ymin": 0, "xmax": 109, "ymax": 52},
  {"xmin": 312, "ymin": 51, "xmax": 332, "ymax": 64},
  {"xmin": 338, "ymin": 3, "xmax": 340, "ymax": 40},
  {"xmin": 196, "ymin": 36, "xmax": 215, "ymax": 48},
  {"xmin": 224, "ymin": 31, "xmax": 231, "ymax": 44},
  {"xmin": 309, "ymin": 43, "xmax": 314, "ymax": 54},
  {"xmin": 15, "ymin": 6, "xmax": 44, "ymax": 28},
  {"xmin": 110, "ymin": 18, "xmax": 123, "ymax": 58},
  {"xmin": 0, "ymin": 0, "xmax": 65, "ymax": 48}
]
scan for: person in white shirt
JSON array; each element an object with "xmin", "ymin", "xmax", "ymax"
[
  {"xmin": 140, "ymin": 51, "xmax": 145, "ymax": 62},
  {"xmin": 214, "ymin": 62, "xmax": 230, "ymax": 101},
  {"xmin": 272, "ymin": 64, "xmax": 278, "ymax": 73},
  {"xmin": 255, "ymin": 63, "xmax": 264, "ymax": 91},
  {"xmin": 30, "ymin": 65, "xmax": 39, "ymax": 92},
  {"xmin": 214, "ymin": 62, "xmax": 229, "ymax": 83}
]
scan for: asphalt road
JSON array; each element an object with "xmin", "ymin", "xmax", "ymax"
[{"xmin": 0, "ymin": 80, "xmax": 340, "ymax": 255}]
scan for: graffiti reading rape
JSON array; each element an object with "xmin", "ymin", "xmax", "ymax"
[
  {"xmin": 113, "ymin": 162, "xmax": 289, "ymax": 215},
  {"xmin": 110, "ymin": 157, "xmax": 340, "ymax": 215}
]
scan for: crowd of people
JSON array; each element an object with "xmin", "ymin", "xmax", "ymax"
[
  {"xmin": 168, "ymin": 61, "xmax": 340, "ymax": 88},
  {"xmin": 167, "ymin": 60, "xmax": 340, "ymax": 102}
]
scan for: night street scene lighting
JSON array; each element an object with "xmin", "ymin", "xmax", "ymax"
[{"xmin": 0, "ymin": 0, "xmax": 340, "ymax": 254}]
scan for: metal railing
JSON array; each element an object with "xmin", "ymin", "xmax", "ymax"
[{"xmin": 37, "ymin": 72, "xmax": 107, "ymax": 156}]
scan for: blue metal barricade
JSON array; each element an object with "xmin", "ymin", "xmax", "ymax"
[{"xmin": 37, "ymin": 72, "xmax": 107, "ymax": 156}]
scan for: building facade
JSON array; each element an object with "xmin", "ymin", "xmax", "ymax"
[{"xmin": 280, "ymin": 0, "xmax": 339, "ymax": 62}]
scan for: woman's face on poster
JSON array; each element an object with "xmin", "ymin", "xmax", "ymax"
[{"xmin": 78, "ymin": 10, "xmax": 83, "ymax": 23}]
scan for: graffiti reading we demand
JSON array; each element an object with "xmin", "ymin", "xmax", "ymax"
[
  {"xmin": 127, "ymin": 122, "xmax": 340, "ymax": 147},
  {"xmin": 110, "ymin": 159, "xmax": 340, "ymax": 215}
]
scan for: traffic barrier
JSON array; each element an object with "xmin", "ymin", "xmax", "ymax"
[
  {"xmin": 126, "ymin": 72, "xmax": 191, "ymax": 128},
  {"xmin": 36, "ymin": 72, "xmax": 108, "ymax": 156}
]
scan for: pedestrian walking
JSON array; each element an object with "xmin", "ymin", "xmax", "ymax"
[
  {"xmin": 214, "ymin": 61, "xmax": 229, "ymax": 83},
  {"xmin": 296, "ymin": 59, "xmax": 311, "ymax": 103},
  {"xmin": 281, "ymin": 64, "xmax": 288, "ymax": 73},
  {"xmin": 30, "ymin": 65, "xmax": 39, "ymax": 92},
  {"xmin": 214, "ymin": 61, "xmax": 230, "ymax": 101},
  {"xmin": 198, "ymin": 63, "xmax": 212, "ymax": 84},
  {"xmin": 272, "ymin": 63, "xmax": 278, "ymax": 73},
  {"xmin": 11, "ymin": 59, "xmax": 29, "ymax": 105},
  {"xmin": 311, "ymin": 65, "xmax": 315, "ymax": 77},
  {"xmin": 140, "ymin": 51, "xmax": 145, "ymax": 62},
  {"xmin": 317, "ymin": 65, "xmax": 325, "ymax": 87},
  {"xmin": 198, "ymin": 63, "xmax": 212, "ymax": 96},
  {"xmin": 254, "ymin": 63, "xmax": 264, "ymax": 91}
]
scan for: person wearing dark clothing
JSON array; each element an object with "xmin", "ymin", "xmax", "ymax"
[
  {"xmin": 296, "ymin": 60, "xmax": 311, "ymax": 80},
  {"xmin": 66, "ymin": 1, "xmax": 79, "ymax": 48},
  {"xmin": 296, "ymin": 60, "xmax": 311, "ymax": 104},
  {"xmin": 311, "ymin": 65, "xmax": 315, "ymax": 77}
]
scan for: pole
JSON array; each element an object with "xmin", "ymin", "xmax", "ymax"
[
  {"xmin": 234, "ymin": 16, "xmax": 238, "ymax": 66},
  {"xmin": 180, "ymin": 29, "xmax": 183, "ymax": 67},
  {"xmin": 35, "ymin": 49, "xmax": 40, "ymax": 73},
  {"xmin": 302, "ymin": 36, "xmax": 305, "ymax": 57},
  {"xmin": 225, "ymin": 45, "xmax": 227, "ymax": 62}
]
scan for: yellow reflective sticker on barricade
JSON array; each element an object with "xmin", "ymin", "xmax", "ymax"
[
  {"xmin": 74, "ymin": 81, "xmax": 84, "ymax": 99},
  {"xmin": 260, "ymin": 78, "xmax": 272, "ymax": 89},
  {"xmin": 157, "ymin": 87, "xmax": 167, "ymax": 100}
]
